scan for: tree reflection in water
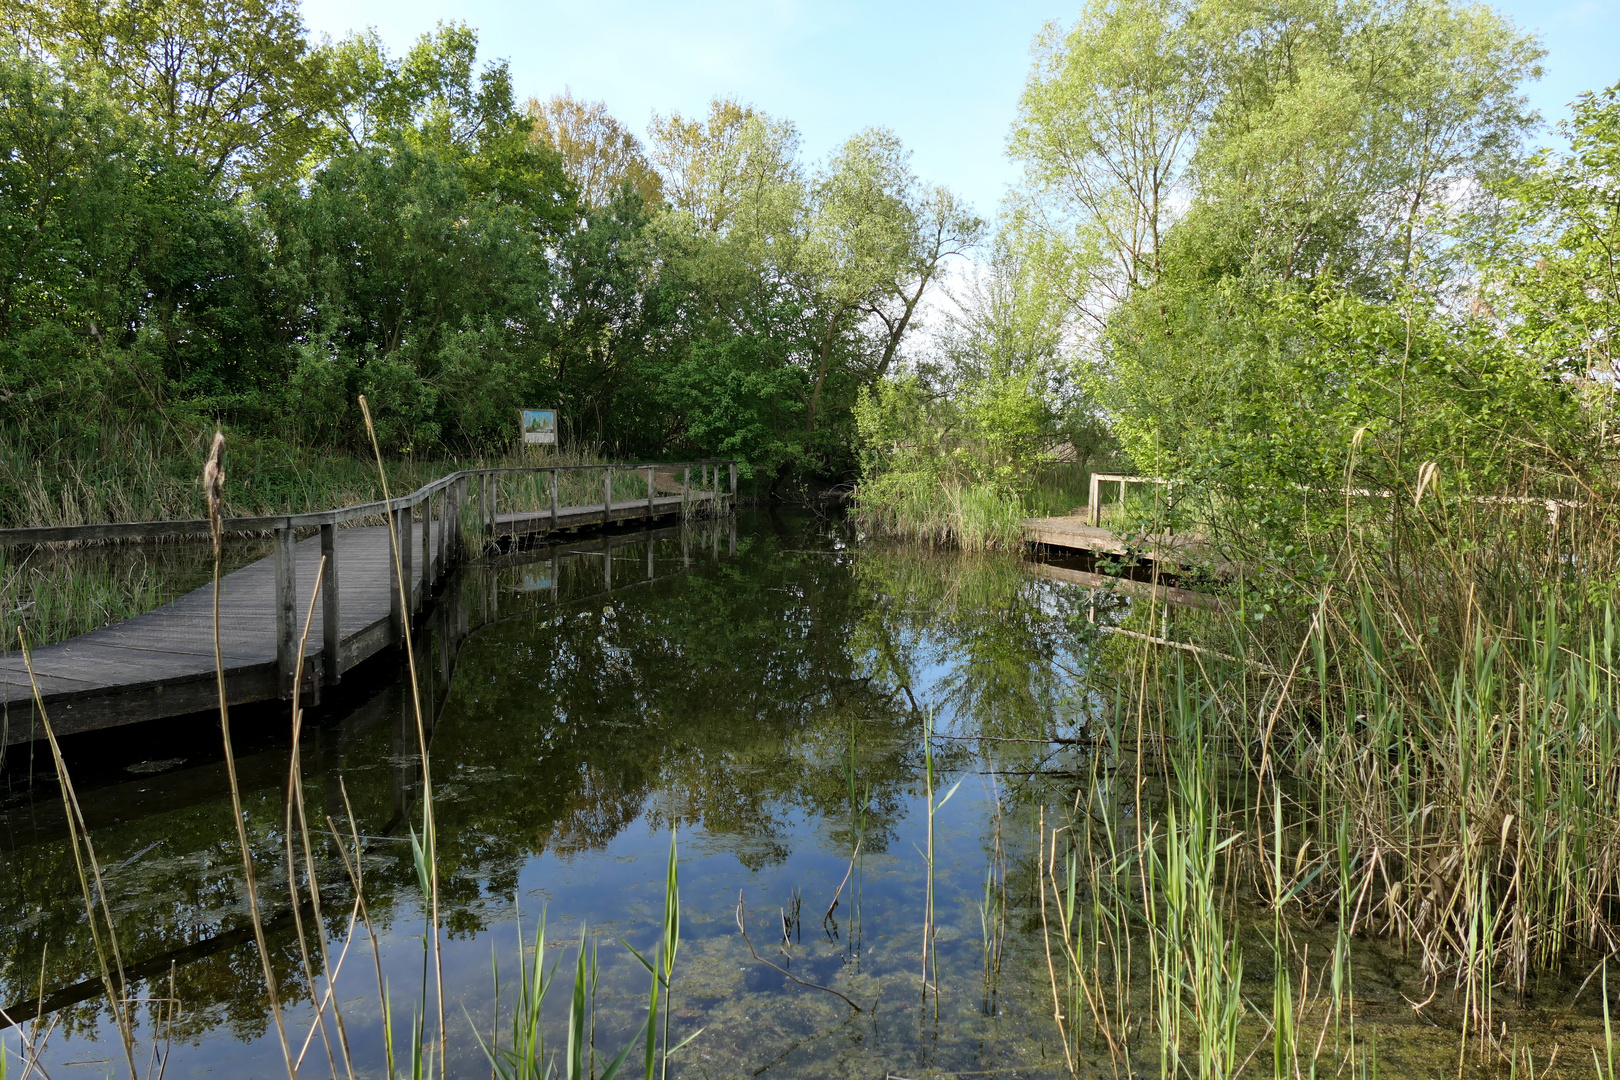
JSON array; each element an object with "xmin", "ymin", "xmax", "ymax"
[{"xmin": 1, "ymin": 511, "xmax": 1097, "ymax": 1076}]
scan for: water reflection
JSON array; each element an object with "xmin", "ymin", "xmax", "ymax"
[{"xmin": 1, "ymin": 512, "xmax": 1105, "ymax": 1076}]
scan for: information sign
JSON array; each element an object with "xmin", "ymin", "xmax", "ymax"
[{"xmin": 520, "ymin": 408, "xmax": 557, "ymax": 445}]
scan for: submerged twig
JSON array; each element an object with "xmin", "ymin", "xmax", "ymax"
[{"xmin": 735, "ymin": 892, "xmax": 861, "ymax": 1011}]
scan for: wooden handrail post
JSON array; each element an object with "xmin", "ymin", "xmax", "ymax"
[
  {"xmin": 274, "ymin": 525, "xmax": 297, "ymax": 697},
  {"xmin": 1089, "ymin": 473, "xmax": 1100, "ymax": 526},
  {"xmin": 320, "ymin": 523, "xmax": 340, "ymax": 686},
  {"xmin": 713, "ymin": 463, "xmax": 720, "ymax": 510},
  {"xmin": 437, "ymin": 489, "xmax": 448, "ymax": 572},
  {"xmin": 389, "ymin": 507, "xmax": 404, "ymax": 642},
  {"xmin": 489, "ymin": 473, "xmax": 499, "ymax": 543},
  {"xmin": 454, "ymin": 476, "xmax": 467, "ymax": 561},
  {"xmin": 549, "ymin": 469, "xmax": 559, "ymax": 531},
  {"xmin": 603, "ymin": 467, "xmax": 613, "ymax": 527},
  {"xmin": 646, "ymin": 465, "xmax": 655, "ymax": 518},
  {"xmin": 420, "ymin": 497, "xmax": 430, "ymax": 606},
  {"xmin": 682, "ymin": 465, "xmax": 689, "ymax": 511},
  {"xmin": 397, "ymin": 504, "xmax": 413, "ymax": 631},
  {"xmin": 730, "ymin": 462, "xmax": 737, "ymax": 507}
]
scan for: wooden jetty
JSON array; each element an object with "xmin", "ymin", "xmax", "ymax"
[
  {"xmin": 0, "ymin": 461, "xmax": 738, "ymax": 746},
  {"xmin": 1021, "ymin": 472, "xmax": 1211, "ymax": 565}
]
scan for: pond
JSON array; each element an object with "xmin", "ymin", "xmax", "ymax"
[{"xmin": 0, "ymin": 511, "xmax": 1607, "ymax": 1077}]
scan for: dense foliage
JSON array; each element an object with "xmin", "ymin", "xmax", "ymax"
[
  {"xmin": 0, "ymin": 1, "xmax": 973, "ymax": 494},
  {"xmin": 856, "ymin": 0, "xmax": 1619, "ymax": 552}
]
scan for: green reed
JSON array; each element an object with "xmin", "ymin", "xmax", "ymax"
[
  {"xmin": 0, "ymin": 551, "xmax": 167, "ymax": 648},
  {"xmin": 919, "ymin": 708, "xmax": 961, "ymax": 997},
  {"xmin": 476, "ymin": 842, "xmax": 688, "ymax": 1080}
]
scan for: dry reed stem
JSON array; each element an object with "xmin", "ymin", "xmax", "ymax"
[
  {"xmin": 205, "ymin": 431, "xmax": 297, "ymax": 1078},
  {"xmin": 357, "ymin": 395, "xmax": 446, "ymax": 1072},
  {"xmin": 1036, "ymin": 809, "xmax": 1079, "ymax": 1078},
  {"xmin": 281, "ymin": 558, "xmax": 358, "ymax": 1080},
  {"xmin": 16, "ymin": 630, "xmax": 140, "ymax": 1080}
]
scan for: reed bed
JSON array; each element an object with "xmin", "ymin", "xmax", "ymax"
[
  {"xmin": 1031, "ymin": 465, "xmax": 1620, "ymax": 1077},
  {"xmin": 853, "ymin": 471, "xmax": 1037, "ymax": 550}
]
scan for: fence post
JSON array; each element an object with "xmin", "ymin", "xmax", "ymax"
[
  {"xmin": 454, "ymin": 477, "xmax": 467, "ymax": 561},
  {"xmin": 713, "ymin": 463, "xmax": 720, "ymax": 509},
  {"xmin": 550, "ymin": 469, "xmax": 559, "ymax": 532},
  {"xmin": 603, "ymin": 467, "xmax": 613, "ymax": 527},
  {"xmin": 437, "ymin": 489, "xmax": 448, "ymax": 573},
  {"xmin": 389, "ymin": 505, "xmax": 404, "ymax": 643},
  {"xmin": 489, "ymin": 473, "xmax": 499, "ymax": 545},
  {"xmin": 682, "ymin": 465, "xmax": 689, "ymax": 512},
  {"xmin": 397, "ymin": 504, "xmax": 413, "ymax": 631},
  {"xmin": 646, "ymin": 466, "xmax": 655, "ymax": 518},
  {"xmin": 1088, "ymin": 474, "xmax": 1100, "ymax": 527},
  {"xmin": 275, "ymin": 524, "xmax": 297, "ymax": 697},
  {"xmin": 419, "ymin": 497, "xmax": 430, "ymax": 606},
  {"xmin": 730, "ymin": 462, "xmax": 737, "ymax": 508},
  {"xmin": 321, "ymin": 522, "xmax": 340, "ymax": 686}
]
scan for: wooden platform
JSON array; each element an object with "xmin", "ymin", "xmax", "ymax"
[
  {"xmin": 1021, "ymin": 513, "xmax": 1206, "ymax": 562},
  {"xmin": 0, "ymin": 489, "xmax": 723, "ymax": 747}
]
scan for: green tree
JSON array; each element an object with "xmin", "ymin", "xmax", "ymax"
[
  {"xmin": 0, "ymin": 52, "xmax": 279, "ymax": 433},
  {"xmin": 1483, "ymin": 81, "xmax": 1620, "ymax": 386},
  {"xmin": 7, "ymin": 0, "xmax": 328, "ymax": 185},
  {"xmin": 1016, "ymin": 0, "xmax": 1547, "ymax": 491},
  {"xmin": 527, "ymin": 91, "xmax": 663, "ymax": 209}
]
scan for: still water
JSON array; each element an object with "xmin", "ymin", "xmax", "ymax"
[
  {"xmin": 6, "ymin": 512, "xmax": 1602, "ymax": 1078},
  {"xmin": 1, "ymin": 512, "xmax": 1099, "ymax": 1077}
]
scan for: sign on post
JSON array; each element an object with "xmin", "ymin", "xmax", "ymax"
[{"xmin": 520, "ymin": 408, "xmax": 557, "ymax": 445}]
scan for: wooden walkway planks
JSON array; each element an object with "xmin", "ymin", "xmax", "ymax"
[
  {"xmin": 0, "ymin": 520, "xmax": 430, "ymax": 742},
  {"xmin": 0, "ymin": 488, "xmax": 722, "ymax": 746},
  {"xmin": 1022, "ymin": 513, "xmax": 1206, "ymax": 562}
]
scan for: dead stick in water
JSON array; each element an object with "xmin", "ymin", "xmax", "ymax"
[{"xmin": 736, "ymin": 892, "xmax": 861, "ymax": 1011}]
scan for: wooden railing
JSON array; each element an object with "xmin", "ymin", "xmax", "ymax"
[
  {"xmin": 1087, "ymin": 473, "xmax": 1176, "ymax": 527},
  {"xmin": 1088, "ymin": 473, "xmax": 1585, "ymax": 529},
  {"xmin": 0, "ymin": 460, "xmax": 738, "ymax": 695}
]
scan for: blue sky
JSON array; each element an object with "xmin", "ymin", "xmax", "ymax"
[{"xmin": 299, "ymin": 0, "xmax": 1618, "ymax": 221}]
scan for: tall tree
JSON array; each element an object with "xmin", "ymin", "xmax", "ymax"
[
  {"xmin": 1013, "ymin": 0, "xmax": 1545, "ymax": 476},
  {"xmin": 7, "ymin": 0, "xmax": 326, "ymax": 185},
  {"xmin": 528, "ymin": 92, "xmax": 662, "ymax": 209}
]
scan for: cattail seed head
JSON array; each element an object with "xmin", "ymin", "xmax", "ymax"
[{"xmin": 203, "ymin": 431, "xmax": 226, "ymax": 552}]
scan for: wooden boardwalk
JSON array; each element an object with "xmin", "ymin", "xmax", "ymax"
[
  {"xmin": 1021, "ymin": 513, "xmax": 1206, "ymax": 563},
  {"xmin": 0, "ymin": 463, "xmax": 734, "ymax": 747}
]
